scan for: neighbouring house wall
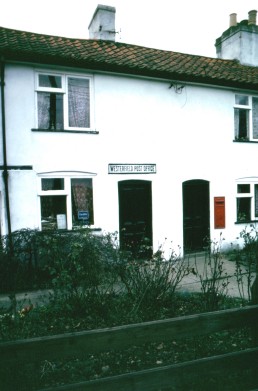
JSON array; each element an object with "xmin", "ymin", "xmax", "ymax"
[{"xmin": 0, "ymin": 62, "xmax": 255, "ymax": 253}]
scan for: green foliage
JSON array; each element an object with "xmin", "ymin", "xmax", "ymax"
[
  {"xmin": 0, "ymin": 228, "xmax": 256, "ymax": 390},
  {"xmin": 1, "ymin": 226, "xmax": 256, "ymax": 327},
  {"xmin": 230, "ymin": 224, "xmax": 258, "ymax": 303},
  {"xmin": 0, "ymin": 229, "xmax": 118, "ymax": 295},
  {"xmin": 43, "ymin": 231, "xmax": 119, "ymax": 310},
  {"xmin": 0, "ymin": 229, "xmax": 50, "ymax": 293}
]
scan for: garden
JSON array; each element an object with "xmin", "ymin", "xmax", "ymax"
[{"xmin": 0, "ymin": 227, "xmax": 257, "ymax": 390}]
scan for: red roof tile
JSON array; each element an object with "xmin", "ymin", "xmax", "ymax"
[{"xmin": 1, "ymin": 26, "xmax": 258, "ymax": 90}]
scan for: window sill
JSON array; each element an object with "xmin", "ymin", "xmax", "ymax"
[
  {"xmin": 233, "ymin": 139, "xmax": 258, "ymax": 143},
  {"xmin": 40, "ymin": 227, "xmax": 102, "ymax": 234},
  {"xmin": 235, "ymin": 220, "xmax": 258, "ymax": 224},
  {"xmin": 32, "ymin": 128, "xmax": 99, "ymax": 134}
]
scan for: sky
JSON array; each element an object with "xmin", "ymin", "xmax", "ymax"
[{"xmin": 0, "ymin": 0, "xmax": 258, "ymax": 58}]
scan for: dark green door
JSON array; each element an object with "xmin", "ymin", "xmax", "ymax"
[
  {"xmin": 183, "ymin": 180, "xmax": 210, "ymax": 253},
  {"xmin": 119, "ymin": 180, "xmax": 152, "ymax": 257}
]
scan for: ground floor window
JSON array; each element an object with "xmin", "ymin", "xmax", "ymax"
[
  {"xmin": 41, "ymin": 195, "xmax": 67, "ymax": 230},
  {"xmin": 236, "ymin": 181, "xmax": 258, "ymax": 222},
  {"xmin": 39, "ymin": 174, "xmax": 94, "ymax": 230},
  {"xmin": 71, "ymin": 178, "xmax": 93, "ymax": 226}
]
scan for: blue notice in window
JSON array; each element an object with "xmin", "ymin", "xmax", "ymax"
[{"xmin": 78, "ymin": 211, "xmax": 89, "ymax": 220}]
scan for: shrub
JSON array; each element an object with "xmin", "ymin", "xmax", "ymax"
[
  {"xmin": 0, "ymin": 229, "xmax": 50, "ymax": 293},
  {"xmin": 230, "ymin": 225, "xmax": 258, "ymax": 302},
  {"xmin": 116, "ymin": 243, "xmax": 191, "ymax": 319},
  {"xmin": 194, "ymin": 234, "xmax": 229, "ymax": 311},
  {"xmin": 42, "ymin": 230, "xmax": 120, "ymax": 315},
  {"xmin": 0, "ymin": 229, "xmax": 119, "ymax": 296}
]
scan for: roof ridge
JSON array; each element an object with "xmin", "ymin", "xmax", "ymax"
[{"xmin": 0, "ymin": 25, "xmax": 217, "ymax": 61}]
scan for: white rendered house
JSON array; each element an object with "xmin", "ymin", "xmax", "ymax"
[{"xmin": 1, "ymin": 6, "xmax": 258, "ymax": 255}]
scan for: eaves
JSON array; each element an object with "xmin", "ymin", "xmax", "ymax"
[{"xmin": 2, "ymin": 49, "xmax": 258, "ymax": 93}]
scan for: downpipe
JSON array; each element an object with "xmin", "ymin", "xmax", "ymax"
[{"xmin": 1, "ymin": 56, "xmax": 13, "ymax": 250}]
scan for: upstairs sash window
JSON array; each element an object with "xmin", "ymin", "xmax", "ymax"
[
  {"xmin": 234, "ymin": 94, "xmax": 258, "ymax": 141},
  {"xmin": 68, "ymin": 77, "xmax": 90, "ymax": 128},
  {"xmin": 36, "ymin": 72, "xmax": 91, "ymax": 131}
]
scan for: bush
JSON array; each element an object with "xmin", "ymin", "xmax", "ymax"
[
  {"xmin": 0, "ymin": 229, "xmax": 50, "ymax": 293},
  {"xmin": 116, "ymin": 244, "xmax": 191, "ymax": 319},
  {"xmin": 0, "ymin": 229, "xmax": 118, "ymax": 295},
  {"xmin": 194, "ymin": 235, "xmax": 229, "ymax": 311},
  {"xmin": 45, "ymin": 230, "xmax": 119, "ymax": 305},
  {"xmin": 229, "ymin": 224, "xmax": 258, "ymax": 302}
]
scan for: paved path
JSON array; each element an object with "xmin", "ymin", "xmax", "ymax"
[
  {"xmin": 0, "ymin": 289, "xmax": 52, "ymax": 310},
  {"xmin": 177, "ymin": 254, "xmax": 250, "ymax": 298}
]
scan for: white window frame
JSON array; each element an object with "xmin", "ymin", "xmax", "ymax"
[
  {"xmin": 38, "ymin": 171, "xmax": 96, "ymax": 230},
  {"xmin": 234, "ymin": 94, "xmax": 258, "ymax": 141},
  {"xmin": 35, "ymin": 71, "xmax": 94, "ymax": 131},
  {"xmin": 236, "ymin": 178, "xmax": 258, "ymax": 222},
  {"xmin": 234, "ymin": 95, "xmax": 251, "ymax": 140}
]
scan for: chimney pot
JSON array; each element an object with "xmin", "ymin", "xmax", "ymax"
[
  {"xmin": 229, "ymin": 13, "xmax": 237, "ymax": 27},
  {"xmin": 248, "ymin": 10, "xmax": 257, "ymax": 25}
]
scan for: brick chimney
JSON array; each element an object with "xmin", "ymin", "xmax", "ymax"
[
  {"xmin": 215, "ymin": 10, "xmax": 258, "ymax": 66},
  {"xmin": 88, "ymin": 4, "xmax": 116, "ymax": 41}
]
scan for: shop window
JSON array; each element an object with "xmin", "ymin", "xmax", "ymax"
[
  {"xmin": 41, "ymin": 195, "xmax": 67, "ymax": 230},
  {"xmin": 71, "ymin": 179, "xmax": 94, "ymax": 226},
  {"xmin": 42, "ymin": 178, "xmax": 64, "ymax": 191},
  {"xmin": 39, "ymin": 176, "xmax": 94, "ymax": 230}
]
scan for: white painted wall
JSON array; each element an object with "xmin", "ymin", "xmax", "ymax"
[{"xmin": 1, "ymin": 62, "xmax": 256, "ymax": 254}]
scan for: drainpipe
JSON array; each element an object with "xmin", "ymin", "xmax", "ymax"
[{"xmin": 1, "ymin": 56, "xmax": 13, "ymax": 247}]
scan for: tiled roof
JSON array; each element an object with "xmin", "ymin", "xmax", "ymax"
[{"xmin": 1, "ymin": 26, "xmax": 258, "ymax": 90}]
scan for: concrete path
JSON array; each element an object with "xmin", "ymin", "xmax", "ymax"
[
  {"xmin": 177, "ymin": 253, "xmax": 249, "ymax": 298},
  {"xmin": 0, "ymin": 288, "xmax": 52, "ymax": 310}
]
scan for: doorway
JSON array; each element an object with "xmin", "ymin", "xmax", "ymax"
[
  {"xmin": 118, "ymin": 180, "xmax": 152, "ymax": 257},
  {"xmin": 183, "ymin": 180, "xmax": 210, "ymax": 253}
]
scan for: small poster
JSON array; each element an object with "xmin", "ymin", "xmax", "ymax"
[{"xmin": 78, "ymin": 210, "xmax": 89, "ymax": 220}]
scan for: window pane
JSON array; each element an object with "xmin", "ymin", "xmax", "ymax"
[
  {"xmin": 41, "ymin": 195, "xmax": 67, "ymax": 230},
  {"xmin": 234, "ymin": 108, "xmax": 249, "ymax": 139},
  {"xmin": 253, "ymin": 97, "xmax": 258, "ymax": 139},
  {"xmin": 237, "ymin": 197, "xmax": 251, "ymax": 222},
  {"xmin": 71, "ymin": 178, "xmax": 94, "ymax": 226},
  {"xmin": 68, "ymin": 78, "xmax": 90, "ymax": 128},
  {"xmin": 235, "ymin": 95, "xmax": 248, "ymax": 105},
  {"xmin": 42, "ymin": 178, "xmax": 64, "ymax": 191},
  {"xmin": 38, "ymin": 92, "xmax": 64, "ymax": 129},
  {"xmin": 38, "ymin": 74, "xmax": 62, "ymax": 88},
  {"xmin": 237, "ymin": 184, "xmax": 250, "ymax": 193}
]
